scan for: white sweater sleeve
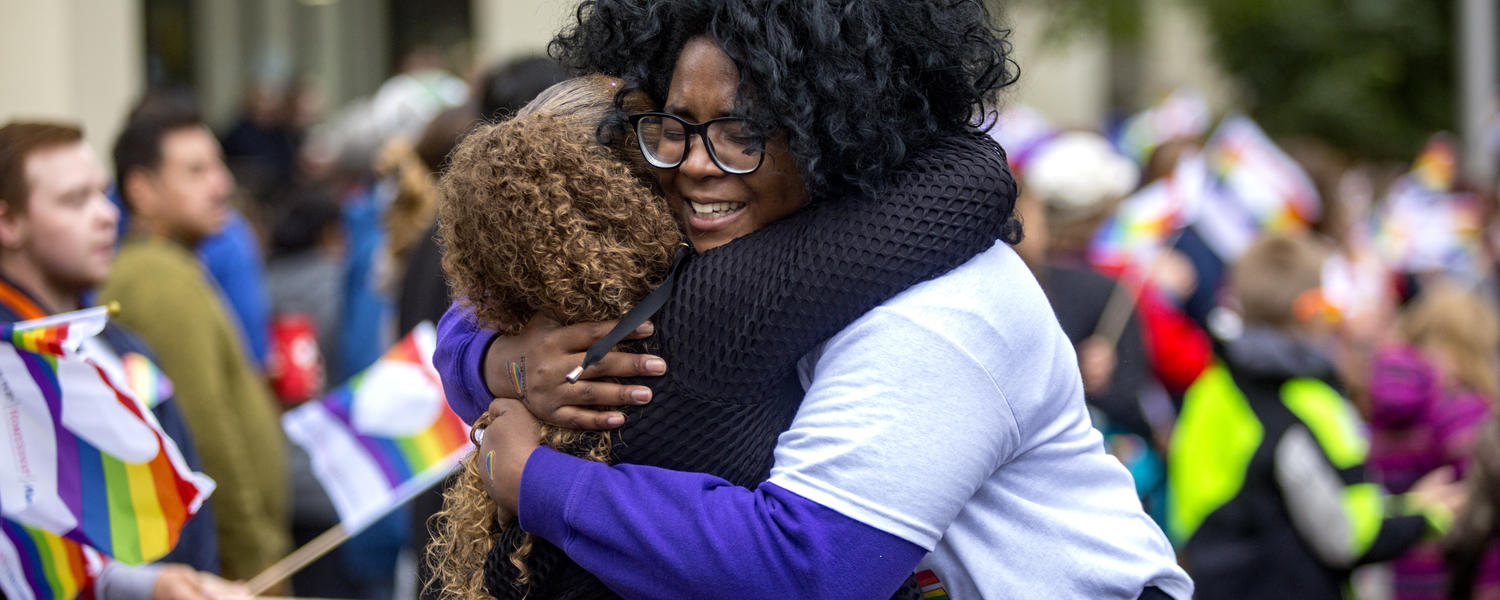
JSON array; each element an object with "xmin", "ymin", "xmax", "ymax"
[{"xmin": 94, "ymin": 563, "xmax": 162, "ymax": 600}]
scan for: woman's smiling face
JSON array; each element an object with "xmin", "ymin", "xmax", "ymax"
[{"xmin": 655, "ymin": 36, "xmax": 809, "ymax": 251}]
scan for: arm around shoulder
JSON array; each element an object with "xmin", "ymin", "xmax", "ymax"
[{"xmin": 517, "ymin": 447, "xmax": 926, "ymax": 599}]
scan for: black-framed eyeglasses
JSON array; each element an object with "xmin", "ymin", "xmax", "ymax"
[{"xmin": 628, "ymin": 112, "xmax": 765, "ymax": 175}]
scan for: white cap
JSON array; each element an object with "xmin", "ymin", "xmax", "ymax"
[{"xmin": 1026, "ymin": 131, "xmax": 1140, "ymax": 220}]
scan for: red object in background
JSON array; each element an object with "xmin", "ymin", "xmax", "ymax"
[
  {"xmin": 1136, "ymin": 286, "xmax": 1212, "ymax": 397},
  {"xmin": 268, "ymin": 313, "xmax": 324, "ymax": 406}
]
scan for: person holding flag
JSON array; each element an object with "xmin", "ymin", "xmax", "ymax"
[{"xmin": 0, "ymin": 121, "xmax": 242, "ymax": 599}]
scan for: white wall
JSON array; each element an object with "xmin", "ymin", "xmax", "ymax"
[
  {"xmin": 0, "ymin": 0, "xmax": 144, "ymax": 169},
  {"xmin": 1003, "ymin": 4, "xmax": 1112, "ymax": 130},
  {"xmin": 1002, "ymin": 1, "xmax": 1234, "ymax": 130},
  {"xmin": 471, "ymin": 0, "xmax": 577, "ymax": 66}
]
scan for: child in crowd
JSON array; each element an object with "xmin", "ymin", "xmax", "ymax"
[
  {"xmin": 1168, "ymin": 231, "xmax": 1465, "ymax": 599},
  {"xmin": 1371, "ymin": 284, "xmax": 1500, "ymax": 599}
]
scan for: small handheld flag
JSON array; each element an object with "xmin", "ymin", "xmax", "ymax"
[
  {"xmin": 1203, "ymin": 115, "xmax": 1321, "ymax": 230},
  {"xmin": 283, "ymin": 322, "xmax": 470, "ymax": 532},
  {"xmin": 0, "ymin": 305, "xmax": 214, "ymax": 600},
  {"xmin": 1113, "ymin": 89, "xmax": 1211, "ymax": 166},
  {"xmin": 0, "ymin": 304, "xmax": 113, "ymax": 358},
  {"xmin": 0, "ymin": 517, "xmax": 103, "ymax": 600}
]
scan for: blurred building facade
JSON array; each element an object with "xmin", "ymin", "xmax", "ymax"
[
  {"xmin": 0, "ymin": 0, "xmax": 578, "ymax": 165},
  {"xmin": 0, "ymin": 0, "xmax": 1231, "ymax": 171},
  {"xmin": 1003, "ymin": 0, "xmax": 1236, "ymax": 129}
]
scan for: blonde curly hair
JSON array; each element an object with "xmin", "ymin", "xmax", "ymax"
[
  {"xmin": 1401, "ymin": 283, "xmax": 1500, "ymax": 400},
  {"xmin": 426, "ymin": 74, "xmax": 682, "ymax": 599}
]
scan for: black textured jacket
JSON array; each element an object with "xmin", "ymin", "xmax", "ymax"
[{"xmin": 486, "ymin": 132, "xmax": 1019, "ymax": 600}]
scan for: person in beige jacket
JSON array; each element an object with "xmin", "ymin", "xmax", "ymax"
[{"xmin": 100, "ymin": 96, "xmax": 290, "ymax": 582}]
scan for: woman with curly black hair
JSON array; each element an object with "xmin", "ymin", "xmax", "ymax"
[{"xmin": 432, "ymin": 0, "xmax": 1192, "ymax": 598}]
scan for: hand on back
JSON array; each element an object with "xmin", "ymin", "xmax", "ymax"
[{"xmin": 482, "ymin": 315, "xmax": 666, "ymax": 430}]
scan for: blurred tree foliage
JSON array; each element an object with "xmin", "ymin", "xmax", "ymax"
[{"xmin": 1004, "ymin": 0, "xmax": 1456, "ymax": 161}]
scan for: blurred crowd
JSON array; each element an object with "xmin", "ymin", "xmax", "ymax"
[
  {"xmin": 998, "ymin": 90, "xmax": 1500, "ymax": 598},
  {"xmin": 0, "ymin": 49, "xmax": 576, "ymax": 600},
  {"xmin": 8, "ymin": 37, "xmax": 1500, "ymax": 598},
  {"xmin": 209, "ymin": 52, "xmax": 577, "ymax": 600}
]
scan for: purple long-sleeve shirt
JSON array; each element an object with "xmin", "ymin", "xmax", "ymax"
[
  {"xmin": 434, "ymin": 302, "xmax": 924, "ymax": 599},
  {"xmin": 434, "ymin": 302, "xmax": 497, "ymax": 424},
  {"xmin": 522, "ymin": 447, "xmax": 924, "ymax": 599}
]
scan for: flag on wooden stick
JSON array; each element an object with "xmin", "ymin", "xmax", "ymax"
[
  {"xmin": 0, "ymin": 306, "xmax": 214, "ymax": 600},
  {"xmin": 0, "ymin": 304, "xmax": 111, "ymax": 358},
  {"xmin": 283, "ymin": 322, "xmax": 470, "ymax": 532}
]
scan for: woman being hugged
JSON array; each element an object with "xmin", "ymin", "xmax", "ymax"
[
  {"xmin": 424, "ymin": 73, "xmax": 676, "ymax": 599},
  {"xmin": 437, "ymin": 0, "xmax": 1192, "ymax": 598}
]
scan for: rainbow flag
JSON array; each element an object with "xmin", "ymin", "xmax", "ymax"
[
  {"xmin": 1112, "ymin": 89, "xmax": 1211, "ymax": 166},
  {"xmin": 1089, "ymin": 152, "xmax": 1208, "ymax": 271},
  {"xmin": 1203, "ymin": 115, "xmax": 1321, "ymax": 231},
  {"xmin": 0, "ymin": 306, "xmax": 110, "ymax": 359},
  {"xmin": 0, "ymin": 310, "xmax": 213, "ymax": 599},
  {"xmin": 119, "ymin": 353, "xmax": 173, "ymax": 410},
  {"xmin": 1090, "ymin": 182, "xmax": 1181, "ymax": 271},
  {"xmin": 0, "ymin": 517, "xmax": 102, "ymax": 600},
  {"xmin": 1374, "ymin": 178, "xmax": 1485, "ymax": 279},
  {"xmin": 1410, "ymin": 134, "xmax": 1457, "ymax": 192},
  {"xmin": 1370, "ymin": 133, "xmax": 1481, "ymax": 279},
  {"xmin": 283, "ymin": 322, "xmax": 470, "ymax": 531}
]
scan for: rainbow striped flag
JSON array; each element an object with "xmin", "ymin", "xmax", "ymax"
[
  {"xmin": 1112, "ymin": 89, "xmax": 1211, "ymax": 166},
  {"xmin": 0, "ymin": 517, "xmax": 102, "ymax": 600},
  {"xmin": 1410, "ymin": 134, "xmax": 1457, "ymax": 192},
  {"xmin": 0, "ymin": 309, "xmax": 214, "ymax": 599},
  {"xmin": 1203, "ymin": 115, "xmax": 1321, "ymax": 231},
  {"xmin": 1368, "ymin": 132, "xmax": 1479, "ymax": 277},
  {"xmin": 1375, "ymin": 180, "xmax": 1486, "ymax": 279},
  {"xmin": 1090, "ymin": 182, "xmax": 1181, "ymax": 271},
  {"xmin": 0, "ymin": 306, "xmax": 111, "ymax": 359},
  {"xmin": 119, "ymin": 353, "xmax": 173, "ymax": 410},
  {"xmin": 1089, "ymin": 152, "xmax": 1208, "ymax": 271},
  {"xmin": 283, "ymin": 322, "xmax": 470, "ymax": 531}
]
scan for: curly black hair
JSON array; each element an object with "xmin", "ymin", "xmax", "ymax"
[{"xmin": 550, "ymin": 0, "xmax": 1018, "ymax": 200}]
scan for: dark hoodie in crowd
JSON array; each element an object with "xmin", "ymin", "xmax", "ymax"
[{"xmin": 1169, "ymin": 324, "xmax": 1434, "ymax": 599}]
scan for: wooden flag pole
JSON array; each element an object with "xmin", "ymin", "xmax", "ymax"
[
  {"xmin": 242, "ymin": 452, "xmax": 467, "ymax": 596},
  {"xmin": 1091, "ymin": 231, "xmax": 1188, "ymax": 347},
  {"xmin": 1092, "ymin": 272, "xmax": 1140, "ymax": 348},
  {"xmin": 244, "ymin": 524, "xmax": 350, "ymax": 596}
]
